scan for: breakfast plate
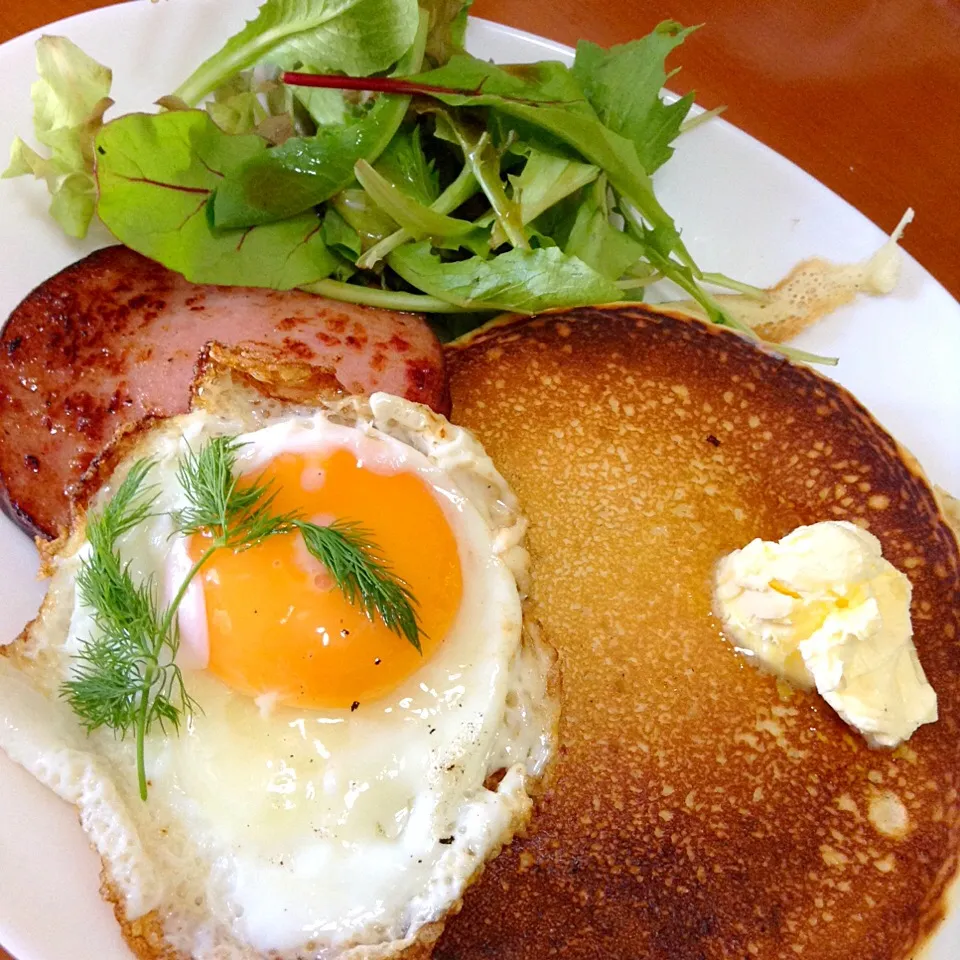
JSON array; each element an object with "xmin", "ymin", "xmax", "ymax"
[{"xmin": 0, "ymin": 1, "xmax": 958, "ymax": 958}]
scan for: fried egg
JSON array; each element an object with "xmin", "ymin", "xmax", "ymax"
[{"xmin": 0, "ymin": 384, "xmax": 558, "ymax": 960}]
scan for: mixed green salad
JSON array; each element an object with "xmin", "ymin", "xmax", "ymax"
[{"xmin": 5, "ymin": 0, "xmax": 805, "ymax": 351}]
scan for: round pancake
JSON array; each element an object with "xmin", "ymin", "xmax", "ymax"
[{"xmin": 437, "ymin": 306, "xmax": 960, "ymax": 960}]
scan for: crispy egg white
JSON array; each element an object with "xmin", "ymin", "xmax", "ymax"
[{"xmin": 0, "ymin": 392, "xmax": 557, "ymax": 959}]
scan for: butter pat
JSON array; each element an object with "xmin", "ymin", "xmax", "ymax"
[{"xmin": 714, "ymin": 521, "xmax": 937, "ymax": 748}]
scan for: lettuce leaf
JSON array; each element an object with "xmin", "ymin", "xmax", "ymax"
[
  {"xmin": 354, "ymin": 160, "xmax": 479, "ymax": 243},
  {"xmin": 403, "ymin": 56, "xmax": 694, "ymax": 268},
  {"xmin": 211, "ymin": 93, "xmax": 408, "ymax": 229},
  {"xmin": 509, "ymin": 149, "xmax": 599, "ymax": 225},
  {"xmin": 320, "ymin": 207, "xmax": 361, "ymax": 279},
  {"xmin": 421, "ymin": 0, "xmax": 473, "ymax": 66},
  {"xmin": 174, "ymin": 0, "xmax": 420, "ymax": 105},
  {"xmin": 433, "ymin": 110, "xmax": 526, "ymax": 249},
  {"xmin": 387, "ymin": 241, "xmax": 623, "ymax": 312},
  {"xmin": 210, "ymin": 13, "xmax": 426, "ymax": 229},
  {"xmin": 331, "ymin": 187, "xmax": 399, "ymax": 249},
  {"xmin": 356, "ymin": 163, "xmax": 478, "ymax": 269},
  {"xmin": 489, "ymin": 147, "xmax": 598, "ymax": 246},
  {"xmin": 562, "ymin": 176, "xmax": 645, "ymax": 279},
  {"xmin": 203, "ymin": 72, "xmax": 267, "ymax": 135},
  {"xmin": 95, "ymin": 110, "xmax": 336, "ymax": 288},
  {"xmin": 374, "ymin": 126, "xmax": 439, "ymax": 206},
  {"xmin": 572, "ymin": 22, "xmax": 696, "ymax": 173},
  {"xmin": 294, "ymin": 84, "xmax": 350, "ymax": 128},
  {"xmin": 321, "ymin": 206, "xmax": 362, "ymax": 261},
  {"xmin": 3, "ymin": 36, "xmax": 113, "ymax": 238}
]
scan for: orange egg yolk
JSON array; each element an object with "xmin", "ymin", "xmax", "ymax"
[{"xmin": 189, "ymin": 449, "xmax": 463, "ymax": 710}]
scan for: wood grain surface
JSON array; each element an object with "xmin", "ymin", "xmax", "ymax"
[{"xmin": 0, "ymin": 1, "xmax": 958, "ymax": 958}]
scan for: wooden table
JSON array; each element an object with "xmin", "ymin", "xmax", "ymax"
[{"xmin": 0, "ymin": 1, "xmax": 957, "ymax": 957}]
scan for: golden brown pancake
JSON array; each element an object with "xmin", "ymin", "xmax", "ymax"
[{"xmin": 436, "ymin": 306, "xmax": 960, "ymax": 960}]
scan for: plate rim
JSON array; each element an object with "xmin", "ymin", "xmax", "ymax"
[{"xmin": 0, "ymin": 2, "xmax": 957, "ymax": 959}]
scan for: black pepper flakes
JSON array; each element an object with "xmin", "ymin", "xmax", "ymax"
[
  {"xmin": 374, "ymin": 658, "xmax": 381, "ymax": 666},
  {"xmin": 350, "ymin": 700, "xmax": 360, "ymax": 712},
  {"xmin": 438, "ymin": 836, "xmax": 454, "ymax": 845},
  {"xmin": 706, "ymin": 434, "xmax": 721, "ymax": 447}
]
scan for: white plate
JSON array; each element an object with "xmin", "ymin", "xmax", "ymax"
[{"xmin": 0, "ymin": 1, "xmax": 957, "ymax": 958}]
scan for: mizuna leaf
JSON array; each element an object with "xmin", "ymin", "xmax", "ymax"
[{"xmin": 572, "ymin": 22, "xmax": 697, "ymax": 173}]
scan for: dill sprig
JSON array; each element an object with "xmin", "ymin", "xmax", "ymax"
[
  {"xmin": 173, "ymin": 435, "xmax": 299, "ymax": 550},
  {"xmin": 296, "ymin": 520, "xmax": 422, "ymax": 653},
  {"xmin": 61, "ymin": 436, "xmax": 424, "ymax": 802},
  {"xmin": 61, "ymin": 459, "xmax": 197, "ymax": 801},
  {"xmin": 172, "ymin": 436, "xmax": 423, "ymax": 650}
]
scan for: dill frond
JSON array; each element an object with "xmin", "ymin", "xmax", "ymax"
[
  {"xmin": 295, "ymin": 520, "xmax": 423, "ymax": 652},
  {"xmin": 60, "ymin": 458, "xmax": 196, "ymax": 801}
]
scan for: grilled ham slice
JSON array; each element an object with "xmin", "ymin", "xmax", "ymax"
[{"xmin": 0, "ymin": 245, "xmax": 449, "ymax": 538}]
